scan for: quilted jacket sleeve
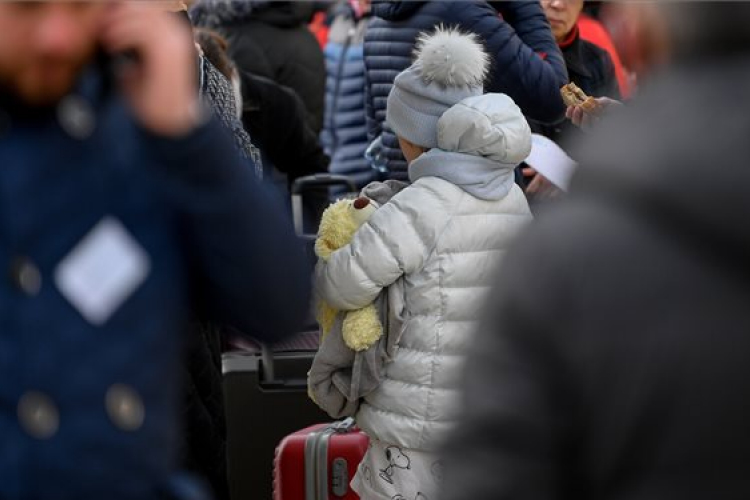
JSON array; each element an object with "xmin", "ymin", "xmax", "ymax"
[
  {"xmin": 315, "ymin": 184, "xmax": 447, "ymax": 310},
  {"xmin": 456, "ymin": 1, "xmax": 568, "ymax": 123}
]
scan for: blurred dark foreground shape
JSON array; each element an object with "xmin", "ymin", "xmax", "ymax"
[
  {"xmin": 0, "ymin": 3, "xmax": 310, "ymax": 499},
  {"xmin": 440, "ymin": 3, "xmax": 750, "ymax": 500}
]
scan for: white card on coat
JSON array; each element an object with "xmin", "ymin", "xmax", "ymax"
[
  {"xmin": 525, "ymin": 134, "xmax": 578, "ymax": 191},
  {"xmin": 54, "ymin": 217, "xmax": 150, "ymax": 326}
]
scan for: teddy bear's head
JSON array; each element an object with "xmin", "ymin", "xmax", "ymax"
[{"xmin": 315, "ymin": 197, "xmax": 377, "ymax": 261}]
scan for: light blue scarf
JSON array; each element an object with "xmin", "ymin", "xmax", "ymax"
[{"xmin": 408, "ymin": 149, "xmax": 516, "ymax": 201}]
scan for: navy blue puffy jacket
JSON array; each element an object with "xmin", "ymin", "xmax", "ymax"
[
  {"xmin": 321, "ymin": 7, "xmax": 374, "ymax": 188},
  {"xmin": 364, "ymin": 0, "xmax": 569, "ymax": 178}
]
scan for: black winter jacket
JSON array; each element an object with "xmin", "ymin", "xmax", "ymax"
[
  {"xmin": 364, "ymin": 0, "xmax": 568, "ymax": 178},
  {"xmin": 181, "ymin": 325, "xmax": 228, "ymax": 500},
  {"xmin": 441, "ymin": 55, "xmax": 750, "ymax": 500},
  {"xmin": 219, "ymin": 2, "xmax": 327, "ymax": 134},
  {"xmin": 529, "ymin": 27, "xmax": 620, "ymax": 153},
  {"xmin": 241, "ymin": 73, "xmax": 329, "ymax": 182}
]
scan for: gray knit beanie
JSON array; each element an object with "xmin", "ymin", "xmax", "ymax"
[{"xmin": 386, "ymin": 27, "xmax": 490, "ymax": 149}]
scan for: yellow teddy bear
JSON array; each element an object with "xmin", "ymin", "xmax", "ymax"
[{"xmin": 315, "ymin": 197, "xmax": 383, "ymax": 352}]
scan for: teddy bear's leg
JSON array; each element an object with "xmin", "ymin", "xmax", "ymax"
[
  {"xmin": 316, "ymin": 301, "xmax": 338, "ymax": 341},
  {"xmin": 342, "ymin": 305, "xmax": 383, "ymax": 352}
]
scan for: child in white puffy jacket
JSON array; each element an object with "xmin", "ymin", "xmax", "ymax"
[{"xmin": 315, "ymin": 28, "xmax": 533, "ymax": 500}]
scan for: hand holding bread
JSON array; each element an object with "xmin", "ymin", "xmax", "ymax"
[{"xmin": 561, "ymin": 83, "xmax": 623, "ymax": 130}]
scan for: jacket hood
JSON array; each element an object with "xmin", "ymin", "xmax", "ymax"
[
  {"xmin": 408, "ymin": 93, "xmax": 530, "ymax": 201},
  {"xmin": 572, "ymin": 55, "xmax": 750, "ymax": 260},
  {"xmin": 190, "ymin": 0, "xmax": 255, "ymax": 27},
  {"xmin": 371, "ymin": 0, "xmax": 424, "ymax": 21},
  {"xmin": 437, "ymin": 94, "xmax": 531, "ymax": 166},
  {"xmin": 190, "ymin": 0, "xmax": 312, "ymax": 28}
]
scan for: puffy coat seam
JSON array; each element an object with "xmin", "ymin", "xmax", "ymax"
[
  {"xmin": 363, "ymin": 401, "xmax": 450, "ymax": 423},
  {"xmin": 451, "ymin": 212, "xmax": 531, "ymax": 218},
  {"xmin": 441, "ymin": 249, "xmax": 504, "ymax": 256},
  {"xmin": 398, "ymin": 346, "xmax": 464, "ymax": 357},
  {"xmin": 381, "ymin": 377, "xmax": 455, "ymax": 391}
]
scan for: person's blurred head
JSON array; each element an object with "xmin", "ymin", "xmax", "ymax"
[
  {"xmin": 0, "ymin": 2, "xmax": 106, "ymax": 107},
  {"xmin": 541, "ymin": 0, "xmax": 585, "ymax": 43}
]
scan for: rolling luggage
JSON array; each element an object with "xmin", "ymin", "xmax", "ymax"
[
  {"xmin": 224, "ymin": 174, "xmax": 359, "ymax": 500},
  {"xmin": 274, "ymin": 419, "xmax": 369, "ymax": 500},
  {"xmin": 223, "ymin": 333, "xmax": 330, "ymax": 500}
]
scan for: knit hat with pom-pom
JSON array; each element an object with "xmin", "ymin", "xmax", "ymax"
[{"xmin": 386, "ymin": 26, "xmax": 490, "ymax": 149}]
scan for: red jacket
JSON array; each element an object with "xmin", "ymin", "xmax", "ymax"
[{"xmin": 578, "ymin": 14, "xmax": 631, "ymax": 98}]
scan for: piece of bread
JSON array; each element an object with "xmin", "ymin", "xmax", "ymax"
[{"xmin": 560, "ymin": 82, "xmax": 601, "ymax": 113}]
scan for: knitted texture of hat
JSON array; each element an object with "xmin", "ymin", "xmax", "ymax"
[
  {"xmin": 385, "ymin": 26, "xmax": 489, "ymax": 149},
  {"xmin": 415, "ymin": 25, "xmax": 490, "ymax": 88}
]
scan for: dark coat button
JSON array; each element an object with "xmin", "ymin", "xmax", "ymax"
[
  {"xmin": 10, "ymin": 257, "xmax": 42, "ymax": 296},
  {"xmin": 57, "ymin": 95, "xmax": 95, "ymax": 140},
  {"xmin": 18, "ymin": 391, "xmax": 59, "ymax": 439},
  {"xmin": 106, "ymin": 384, "xmax": 145, "ymax": 432}
]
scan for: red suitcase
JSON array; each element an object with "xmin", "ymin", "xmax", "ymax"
[{"xmin": 274, "ymin": 418, "xmax": 369, "ymax": 500}]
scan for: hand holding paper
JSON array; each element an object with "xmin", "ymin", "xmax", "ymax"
[{"xmin": 524, "ymin": 134, "xmax": 578, "ymax": 192}]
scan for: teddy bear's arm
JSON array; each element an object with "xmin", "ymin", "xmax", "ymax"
[{"xmin": 315, "ymin": 196, "xmax": 437, "ymax": 310}]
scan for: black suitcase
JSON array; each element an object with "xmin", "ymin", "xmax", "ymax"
[
  {"xmin": 223, "ymin": 333, "xmax": 331, "ymax": 500},
  {"xmin": 224, "ymin": 174, "xmax": 358, "ymax": 500}
]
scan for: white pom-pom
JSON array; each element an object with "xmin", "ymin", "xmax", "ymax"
[{"xmin": 414, "ymin": 25, "xmax": 489, "ymax": 88}]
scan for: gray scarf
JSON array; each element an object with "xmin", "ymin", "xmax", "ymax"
[{"xmin": 408, "ymin": 149, "xmax": 516, "ymax": 201}]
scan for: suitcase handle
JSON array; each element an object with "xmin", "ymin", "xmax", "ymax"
[
  {"xmin": 330, "ymin": 418, "xmax": 356, "ymax": 433},
  {"xmin": 257, "ymin": 344, "xmax": 311, "ymax": 392},
  {"xmin": 291, "ymin": 174, "xmax": 358, "ymax": 195},
  {"xmin": 291, "ymin": 174, "xmax": 358, "ymax": 235}
]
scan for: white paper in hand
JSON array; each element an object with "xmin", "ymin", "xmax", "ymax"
[
  {"xmin": 525, "ymin": 134, "xmax": 578, "ymax": 191},
  {"xmin": 55, "ymin": 217, "xmax": 150, "ymax": 326}
]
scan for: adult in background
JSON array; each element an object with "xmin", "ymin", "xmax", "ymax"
[
  {"xmin": 0, "ymin": 3, "xmax": 309, "ymax": 499},
  {"xmin": 321, "ymin": 0, "xmax": 374, "ymax": 189},
  {"xmin": 440, "ymin": 4, "xmax": 750, "ymax": 500},
  {"xmin": 364, "ymin": 0, "xmax": 568, "ymax": 180},
  {"xmin": 523, "ymin": 0, "xmax": 620, "ymax": 199},
  {"xmin": 191, "ymin": 0, "xmax": 326, "ymax": 135},
  {"xmin": 191, "ymin": 2, "xmax": 330, "ymax": 232}
]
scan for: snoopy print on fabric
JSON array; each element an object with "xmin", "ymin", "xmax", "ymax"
[
  {"xmin": 391, "ymin": 494, "xmax": 428, "ymax": 500},
  {"xmin": 430, "ymin": 460, "xmax": 444, "ymax": 483},
  {"xmin": 361, "ymin": 464, "xmax": 374, "ymax": 487},
  {"xmin": 379, "ymin": 446, "xmax": 411, "ymax": 484}
]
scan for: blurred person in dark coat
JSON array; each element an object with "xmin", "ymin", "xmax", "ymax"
[
  {"xmin": 0, "ymin": 3, "xmax": 309, "ymax": 499},
  {"xmin": 440, "ymin": 4, "xmax": 750, "ymax": 500}
]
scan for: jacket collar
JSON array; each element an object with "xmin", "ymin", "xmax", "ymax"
[{"xmin": 560, "ymin": 24, "xmax": 593, "ymax": 79}]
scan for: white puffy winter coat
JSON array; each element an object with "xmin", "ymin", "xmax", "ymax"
[
  {"xmin": 316, "ymin": 176, "xmax": 532, "ymax": 451},
  {"xmin": 316, "ymin": 93, "xmax": 533, "ymax": 451}
]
